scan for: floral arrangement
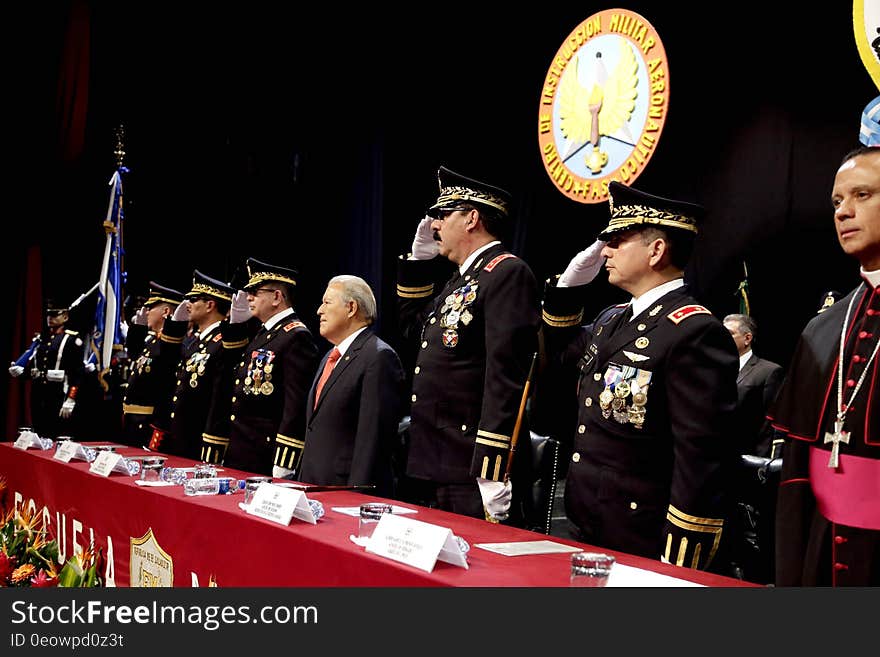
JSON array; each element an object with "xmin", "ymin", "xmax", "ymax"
[{"xmin": 0, "ymin": 476, "xmax": 102, "ymax": 587}]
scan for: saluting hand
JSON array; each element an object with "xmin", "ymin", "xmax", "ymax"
[
  {"xmin": 410, "ymin": 215, "xmax": 440, "ymax": 260},
  {"xmin": 558, "ymin": 239, "xmax": 607, "ymax": 287},
  {"xmin": 229, "ymin": 290, "xmax": 252, "ymax": 324}
]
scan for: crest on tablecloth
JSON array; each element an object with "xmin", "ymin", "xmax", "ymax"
[{"xmin": 130, "ymin": 527, "xmax": 174, "ymax": 587}]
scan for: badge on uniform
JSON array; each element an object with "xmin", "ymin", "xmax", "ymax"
[
  {"xmin": 598, "ymin": 362, "xmax": 652, "ymax": 428},
  {"xmin": 244, "ymin": 348, "xmax": 276, "ymax": 395},
  {"xmin": 184, "ymin": 351, "xmax": 211, "ymax": 388},
  {"xmin": 438, "ymin": 282, "xmax": 478, "ymax": 348}
]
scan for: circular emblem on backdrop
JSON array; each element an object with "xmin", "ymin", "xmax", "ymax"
[
  {"xmin": 853, "ymin": 0, "xmax": 880, "ymax": 90},
  {"xmin": 537, "ymin": 8, "xmax": 670, "ymax": 204}
]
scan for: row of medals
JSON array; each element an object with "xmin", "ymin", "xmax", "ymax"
[
  {"xmin": 243, "ymin": 351, "xmax": 275, "ymax": 395},
  {"xmin": 598, "ymin": 379, "xmax": 648, "ymax": 429},
  {"xmin": 439, "ymin": 283, "xmax": 477, "ymax": 348},
  {"xmin": 184, "ymin": 352, "xmax": 210, "ymax": 388}
]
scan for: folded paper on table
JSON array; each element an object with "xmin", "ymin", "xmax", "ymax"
[
  {"xmin": 239, "ymin": 483, "xmax": 316, "ymax": 525},
  {"xmin": 474, "ymin": 540, "xmax": 583, "ymax": 556},
  {"xmin": 365, "ymin": 513, "xmax": 468, "ymax": 572}
]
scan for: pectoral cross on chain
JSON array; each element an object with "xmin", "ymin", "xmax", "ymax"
[{"xmin": 823, "ymin": 418, "xmax": 850, "ymax": 469}]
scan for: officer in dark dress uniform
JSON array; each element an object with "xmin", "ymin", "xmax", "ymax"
[
  {"xmin": 397, "ymin": 166, "xmax": 540, "ymax": 525},
  {"xmin": 149, "ymin": 270, "xmax": 241, "ymax": 460},
  {"xmin": 541, "ymin": 181, "xmax": 739, "ymax": 572},
  {"xmin": 121, "ymin": 282, "xmax": 184, "ymax": 447},
  {"xmin": 9, "ymin": 301, "xmax": 86, "ymax": 438},
  {"xmin": 215, "ymin": 258, "xmax": 320, "ymax": 476},
  {"xmin": 769, "ymin": 145, "xmax": 880, "ymax": 586}
]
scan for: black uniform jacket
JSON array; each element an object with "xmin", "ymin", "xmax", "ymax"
[
  {"xmin": 298, "ymin": 329, "xmax": 405, "ymax": 498},
  {"xmin": 769, "ymin": 280, "xmax": 880, "ymax": 586},
  {"xmin": 153, "ymin": 318, "xmax": 246, "ymax": 460},
  {"xmin": 122, "ymin": 324, "xmax": 180, "ymax": 446},
  {"xmin": 398, "ymin": 243, "xmax": 540, "ymax": 485},
  {"xmin": 221, "ymin": 310, "xmax": 320, "ymax": 476},
  {"xmin": 542, "ymin": 281, "xmax": 739, "ymax": 571}
]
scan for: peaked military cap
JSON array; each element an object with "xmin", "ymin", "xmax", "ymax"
[
  {"xmin": 598, "ymin": 181, "xmax": 704, "ymax": 240},
  {"xmin": 44, "ymin": 298, "xmax": 68, "ymax": 316},
  {"xmin": 185, "ymin": 270, "xmax": 234, "ymax": 302},
  {"xmin": 243, "ymin": 257, "xmax": 298, "ymax": 292},
  {"xmin": 427, "ymin": 166, "xmax": 512, "ymax": 218},
  {"xmin": 144, "ymin": 281, "xmax": 184, "ymax": 307}
]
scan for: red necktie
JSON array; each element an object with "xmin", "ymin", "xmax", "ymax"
[{"xmin": 313, "ymin": 347, "xmax": 341, "ymax": 408}]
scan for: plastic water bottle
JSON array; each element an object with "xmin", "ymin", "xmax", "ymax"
[{"xmin": 183, "ymin": 477, "xmax": 245, "ymax": 496}]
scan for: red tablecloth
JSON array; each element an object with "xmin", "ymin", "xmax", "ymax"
[{"xmin": 0, "ymin": 442, "xmax": 755, "ymax": 587}]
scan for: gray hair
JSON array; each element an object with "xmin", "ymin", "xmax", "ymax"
[
  {"xmin": 723, "ymin": 313, "xmax": 757, "ymax": 339},
  {"xmin": 328, "ymin": 275, "xmax": 377, "ymax": 325}
]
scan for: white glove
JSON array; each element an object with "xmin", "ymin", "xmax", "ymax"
[
  {"xmin": 272, "ymin": 465, "xmax": 296, "ymax": 479},
  {"xmin": 410, "ymin": 215, "xmax": 440, "ymax": 260},
  {"xmin": 84, "ymin": 362, "xmax": 96, "ymax": 373},
  {"xmin": 8, "ymin": 364, "xmax": 23, "ymax": 377},
  {"xmin": 172, "ymin": 301, "xmax": 191, "ymax": 322},
  {"xmin": 133, "ymin": 306, "xmax": 148, "ymax": 326},
  {"xmin": 230, "ymin": 290, "xmax": 252, "ymax": 324},
  {"xmin": 59, "ymin": 398, "xmax": 76, "ymax": 419},
  {"xmin": 558, "ymin": 239, "xmax": 607, "ymax": 287},
  {"xmin": 47, "ymin": 369, "xmax": 65, "ymax": 383},
  {"xmin": 477, "ymin": 476, "xmax": 512, "ymax": 522}
]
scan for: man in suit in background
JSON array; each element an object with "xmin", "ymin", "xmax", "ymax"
[
  {"xmin": 723, "ymin": 313, "xmax": 784, "ymax": 458},
  {"xmin": 220, "ymin": 258, "xmax": 320, "ymax": 476},
  {"xmin": 297, "ymin": 275, "xmax": 405, "ymax": 498}
]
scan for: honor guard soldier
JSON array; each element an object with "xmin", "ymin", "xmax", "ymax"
[
  {"xmin": 121, "ymin": 282, "xmax": 184, "ymax": 447},
  {"xmin": 769, "ymin": 144, "xmax": 880, "ymax": 586},
  {"xmin": 540, "ymin": 181, "xmax": 739, "ymax": 572},
  {"xmin": 8, "ymin": 300, "xmax": 86, "ymax": 438},
  {"xmin": 398, "ymin": 166, "xmax": 540, "ymax": 525},
  {"xmin": 215, "ymin": 257, "xmax": 320, "ymax": 476},
  {"xmin": 149, "ymin": 270, "xmax": 245, "ymax": 460}
]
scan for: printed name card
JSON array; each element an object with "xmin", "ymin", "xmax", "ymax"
[
  {"xmin": 54, "ymin": 440, "xmax": 85, "ymax": 463},
  {"xmin": 243, "ymin": 483, "xmax": 316, "ymax": 526},
  {"xmin": 88, "ymin": 451, "xmax": 130, "ymax": 477},
  {"xmin": 13, "ymin": 431, "xmax": 43, "ymax": 450},
  {"xmin": 367, "ymin": 513, "xmax": 468, "ymax": 572}
]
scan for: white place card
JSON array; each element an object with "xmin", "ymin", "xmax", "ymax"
[
  {"xmin": 88, "ymin": 451, "xmax": 130, "ymax": 477},
  {"xmin": 13, "ymin": 432, "xmax": 42, "ymax": 450},
  {"xmin": 366, "ymin": 513, "xmax": 468, "ymax": 572},
  {"xmin": 474, "ymin": 540, "xmax": 583, "ymax": 557},
  {"xmin": 53, "ymin": 440, "xmax": 85, "ymax": 463},
  {"xmin": 241, "ymin": 483, "xmax": 316, "ymax": 526}
]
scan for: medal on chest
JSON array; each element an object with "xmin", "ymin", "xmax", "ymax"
[
  {"xmin": 244, "ymin": 349, "xmax": 276, "ymax": 395},
  {"xmin": 437, "ymin": 282, "xmax": 478, "ymax": 348}
]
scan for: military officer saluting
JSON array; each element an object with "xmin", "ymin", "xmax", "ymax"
[
  {"xmin": 541, "ymin": 181, "xmax": 739, "ymax": 571},
  {"xmin": 149, "ymin": 270, "xmax": 246, "ymax": 460},
  {"xmin": 122, "ymin": 282, "xmax": 185, "ymax": 447},
  {"xmin": 398, "ymin": 166, "xmax": 540, "ymax": 525},
  {"xmin": 216, "ymin": 258, "xmax": 320, "ymax": 476}
]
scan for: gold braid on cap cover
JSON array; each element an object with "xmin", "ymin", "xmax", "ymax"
[
  {"xmin": 246, "ymin": 271, "xmax": 297, "ymax": 287},
  {"xmin": 145, "ymin": 294, "xmax": 181, "ymax": 306},
  {"xmin": 436, "ymin": 185, "xmax": 509, "ymax": 216},
  {"xmin": 189, "ymin": 282, "xmax": 232, "ymax": 301},
  {"xmin": 606, "ymin": 203, "xmax": 699, "ymax": 233}
]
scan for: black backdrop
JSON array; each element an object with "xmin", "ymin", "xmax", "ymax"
[{"xmin": 3, "ymin": 1, "xmax": 877, "ymax": 432}]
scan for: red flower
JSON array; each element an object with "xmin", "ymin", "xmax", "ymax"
[
  {"xmin": 0, "ymin": 552, "xmax": 15, "ymax": 584},
  {"xmin": 30, "ymin": 569, "xmax": 57, "ymax": 588}
]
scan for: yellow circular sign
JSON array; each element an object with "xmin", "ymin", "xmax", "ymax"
[
  {"xmin": 854, "ymin": 0, "xmax": 880, "ymax": 90},
  {"xmin": 537, "ymin": 8, "xmax": 670, "ymax": 204}
]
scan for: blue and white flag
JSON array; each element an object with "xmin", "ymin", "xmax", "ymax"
[{"xmin": 89, "ymin": 168, "xmax": 127, "ymax": 386}]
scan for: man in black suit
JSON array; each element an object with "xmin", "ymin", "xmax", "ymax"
[
  {"xmin": 219, "ymin": 258, "xmax": 320, "ymax": 476},
  {"xmin": 397, "ymin": 166, "xmax": 540, "ymax": 525},
  {"xmin": 296, "ymin": 275, "xmax": 405, "ymax": 497},
  {"xmin": 722, "ymin": 313, "xmax": 784, "ymax": 458},
  {"xmin": 541, "ymin": 181, "xmax": 739, "ymax": 572}
]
